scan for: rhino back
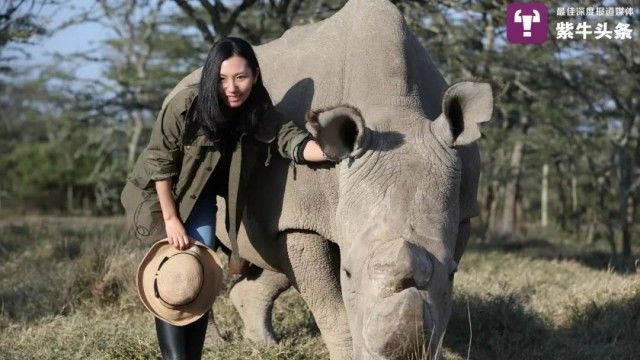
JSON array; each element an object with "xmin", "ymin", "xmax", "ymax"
[{"xmin": 255, "ymin": 0, "xmax": 448, "ymax": 126}]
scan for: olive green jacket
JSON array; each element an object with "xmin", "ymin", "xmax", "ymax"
[{"xmin": 120, "ymin": 86, "xmax": 309, "ymax": 249}]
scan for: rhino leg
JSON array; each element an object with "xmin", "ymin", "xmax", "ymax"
[
  {"xmin": 281, "ymin": 231, "xmax": 352, "ymax": 360},
  {"xmin": 204, "ymin": 310, "xmax": 227, "ymax": 347},
  {"xmin": 453, "ymin": 219, "xmax": 471, "ymax": 263},
  {"xmin": 229, "ymin": 266, "xmax": 290, "ymax": 345}
]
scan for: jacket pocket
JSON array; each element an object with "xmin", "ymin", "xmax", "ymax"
[{"xmin": 121, "ymin": 182, "xmax": 165, "ymax": 244}]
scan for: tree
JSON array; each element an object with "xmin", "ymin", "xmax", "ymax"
[{"xmin": 173, "ymin": 0, "xmax": 348, "ymax": 45}]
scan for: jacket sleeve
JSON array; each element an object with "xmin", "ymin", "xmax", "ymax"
[
  {"xmin": 273, "ymin": 110, "xmax": 310, "ymax": 163},
  {"xmin": 143, "ymin": 93, "xmax": 186, "ymax": 181}
]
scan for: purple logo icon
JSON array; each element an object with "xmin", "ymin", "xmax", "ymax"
[{"xmin": 506, "ymin": 3, "xmax": 548, "ymax": 44}]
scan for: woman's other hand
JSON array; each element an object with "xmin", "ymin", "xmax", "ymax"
[
  {"xmin": 164, "ymin": 216, "xmax": 192, "ymax": 250},
  {"xmin": 301, "ymin": 139, "xmax": 327, "ymax": 162}
]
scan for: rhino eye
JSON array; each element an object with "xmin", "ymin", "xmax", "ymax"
[
  {"xmin": 447, "ymin": 259, "xmax": 458, "ymax": 281},
  {"xmin": 449, "ymin": 268, "xmax": 457, "ymax": 281},
  {"xmin": 343, "ymin": 268, "xmax": 352, "ymax": 278}
]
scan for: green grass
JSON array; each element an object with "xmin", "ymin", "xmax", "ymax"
[{"xmin": 0, "ymin": 216, "xmax": 638, "ymax": 359}]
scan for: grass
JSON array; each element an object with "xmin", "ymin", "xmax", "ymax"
[{"xmin": 0, "ymin": 216, "xmax": 638, "ymax": 359}]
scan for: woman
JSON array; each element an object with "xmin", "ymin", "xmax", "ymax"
[{"xmin": 121, "ymin": 37, "xmax": 328, "ymax": 359}]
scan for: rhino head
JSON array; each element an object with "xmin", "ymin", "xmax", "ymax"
[{"xmin": 306, "ymin": 81, "xmax": 492, "ymax": 359}]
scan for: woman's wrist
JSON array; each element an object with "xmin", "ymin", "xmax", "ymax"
[
  {"xmin": 295, "ymin": 136, "xmax": 312, "ymax": 163},
  {"xmin": 163, "ymin": 213, "xmax": 179, "ymax": 222},
  {"xmin": 155, "ymin": 179, "xmax": 180, "ymax": 222}
]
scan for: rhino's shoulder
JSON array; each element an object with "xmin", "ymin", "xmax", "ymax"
[
  {"xmin": 162, "ymin": 68, "xmax": 202, "ymax": 109},
  {"xmin": 164, "ymin": 85, "xmax": 198, "ymax": 113}
]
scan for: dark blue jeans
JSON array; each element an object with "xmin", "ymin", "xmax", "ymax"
[{"xmin": 184, "ymin": 186, "xmax": 218, "ymax": 249}]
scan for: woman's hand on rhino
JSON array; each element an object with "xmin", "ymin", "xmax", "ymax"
[
  {"xmin": 302, "ymin": 139, "xmax": 330, "ymax": 162},
  {"xmin": 164, "ymin": 217, "xmax": 191, "ymax": 250}
]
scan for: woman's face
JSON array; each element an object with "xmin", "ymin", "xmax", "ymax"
[{"xmin": 218, "ymin": 55, "xmax": 259, "ymax": 108}]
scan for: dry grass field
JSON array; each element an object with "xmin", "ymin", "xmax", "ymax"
[{"xmin": 0, "ymin": 216, "xmax": 638, "ymax": 359}]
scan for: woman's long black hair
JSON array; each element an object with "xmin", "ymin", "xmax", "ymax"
[{"xmin": 197, "ymin": 37, "xmax": 273, "ymax": 147}]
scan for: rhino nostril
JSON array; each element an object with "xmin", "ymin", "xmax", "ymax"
[{"xmin": 397, "ymin": 276, "xmax": 417, "ymax": 292}]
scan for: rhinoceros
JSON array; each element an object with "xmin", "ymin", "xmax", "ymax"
[{"xmin": 162, "ymin": 0, "xmax": 492, "ymax": 358}]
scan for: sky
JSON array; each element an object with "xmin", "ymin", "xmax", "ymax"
[
  {"xmin": 13, "ymin": 0, "xmax": 109, "ymax": 80},
  {"xmin": 14, "ymin": 0, "xmax": 221, "ymax": 81},
  {"xmin": 14, "ymin": 0, "xmax": 183, "ymax": 81}
]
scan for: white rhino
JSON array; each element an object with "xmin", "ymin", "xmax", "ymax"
[{"xmin": 163, "ymin": 0, "xmax": 492, "ymax": 358}]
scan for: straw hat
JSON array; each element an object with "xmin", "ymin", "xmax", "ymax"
[{"xmin": 137, "ymin": 239, "xmax": 223, "ymax": 326}]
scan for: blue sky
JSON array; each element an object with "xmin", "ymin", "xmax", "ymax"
[
  {"xmin": 16, "ymin": 0, "xmax": 213, "ymax": 81},
  {"xmin": 16, "ymin": 0, "xmax": 109, "ymax": 80},
  {"xmin": 17, "ymin": 0, "xmax": 183, "ymax": 80}
]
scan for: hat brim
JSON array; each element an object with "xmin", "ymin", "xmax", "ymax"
[{"xmin": 137, "ymin": 239, "xmax": 223, "ymax": 326}]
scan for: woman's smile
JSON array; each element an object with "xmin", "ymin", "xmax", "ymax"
[
  {"xmin": 227, "ymin": 94, "xmax": 241, "ymax": 102},
  {"xmin": 219, "ymin": 55, "xmax": 259, "ymax": 108}
]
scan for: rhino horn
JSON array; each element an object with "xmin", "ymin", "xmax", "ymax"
[{"xmin": 432, "ymin": 81, "xmax": 493, "ymax": 148}]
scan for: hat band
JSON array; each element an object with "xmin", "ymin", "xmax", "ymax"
[{"xmin": 153, "ymin": 252, "xmax": 204, "ymax": 309}]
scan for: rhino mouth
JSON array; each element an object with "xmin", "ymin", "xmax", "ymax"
[{"xmin": 362, "ymin": 287, "xmax": 438, "ymax": 359}]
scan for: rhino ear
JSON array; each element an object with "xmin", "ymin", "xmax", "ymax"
[
  {"xmin": 433, "ymin": 81, "xmax": 493, "ymax": 147},
  {"xmin": 305, "ymin": 105, "xmax": 370, "ymax": 161}
]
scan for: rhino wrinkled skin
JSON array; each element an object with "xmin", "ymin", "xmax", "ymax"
[{"xmin": 163, "ymin": 0, "xmax": 493, "ymax": 358}]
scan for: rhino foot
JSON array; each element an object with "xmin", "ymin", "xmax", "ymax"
[
  {"xmin": 229, "ymin": 267, "xmax": 290, "ymax": 345},
  {"xmin": 204, "ymin": 310, "xmax": 228, "ymax": 348}
]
